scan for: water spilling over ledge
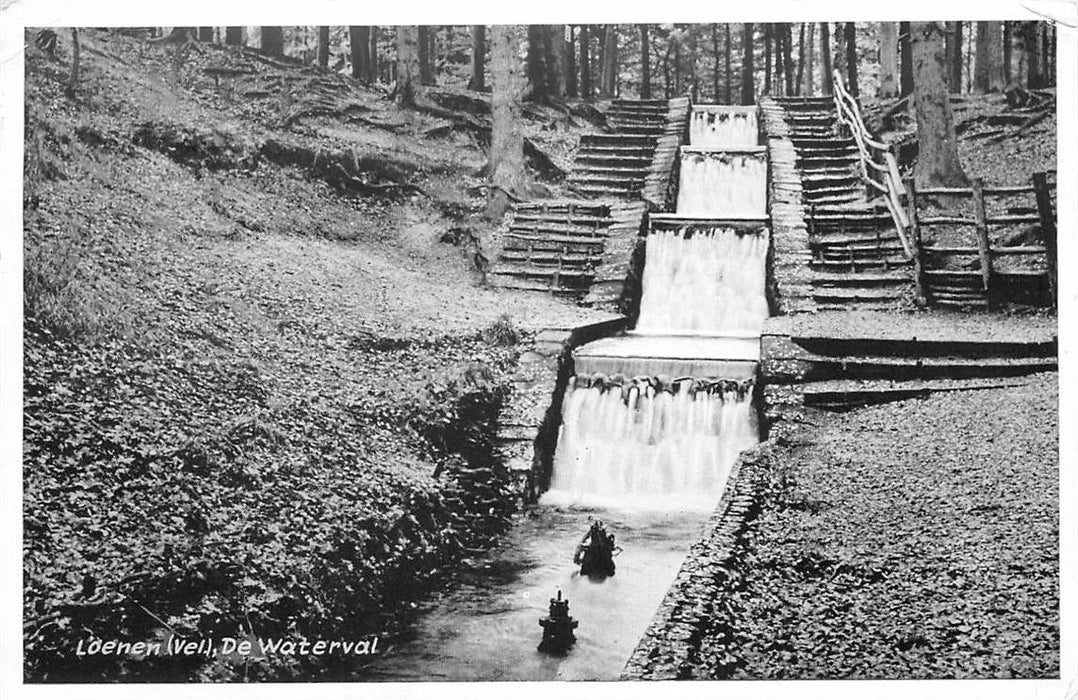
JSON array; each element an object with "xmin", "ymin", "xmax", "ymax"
[
  {"xmin": 676, "ymin": 148, "xmax": 767, "ymax": 217},
  {"xmin": 635, "ymin": 225, "xmax": 770, "ymax": 338},
  {"xmin": 689, "ymin": 106, "xmax": 759, "ymax": 147},
  {"xmin": 543, "ymin": 376, "xmax": 759, "ymax": 510}
]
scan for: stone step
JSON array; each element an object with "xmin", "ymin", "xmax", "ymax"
[
  {"xmin": 507, "ymin": 221, "xmax": 609, "ymax": 237},
  {"xmin": 811, "ymin": 270, "xmax": 911, "ymax": 287},
  {"xmin": 812, "ymin": 286, "xmax": 905, "ymax": 301},
  {"xmin": 574, "ymin": 153, "xmax": 653, "ymax": 166},
  {"xmin": 579, "ymin": 133, "xmax": 657, "ymax": 147},
  {"xmin": 488, "ymin": 274, "xmax": 584, "ymax": 295},
  {"xmin": 512, "ymin": 211, "xmax": 611, "ymax": 226},
  {"xmin": 490, "ymin": 263, "xmax": 595, "ymax": 281},
  {"xmin": 503, "ymin": 232, "xmax": 607, "ymax": 249},
  {"xmin": 499, "ymin": 250, "xmax": 603, "ymax": 267}
]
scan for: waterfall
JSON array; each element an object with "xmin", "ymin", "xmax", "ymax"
[
  {"xmin": 676, "ymin": 151, "xmax": 767, "ymax": 217},
  {"xmin": 544, "ymin": 377, "xmax": 758, "ymax": 510},
  {"xmin": 635, "ymin": 226, "xmax": 770, "ymax": 337},
  {"xmin": 689, "ymin": 108, "xmax": 759, "ymax": 147}
]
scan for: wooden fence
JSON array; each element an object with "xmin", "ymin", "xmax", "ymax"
[{"xmin": 905, "ymin": 171, "xmax": 1057, "ymax": 308}]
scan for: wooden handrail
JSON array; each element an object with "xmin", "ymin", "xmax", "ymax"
[{"xmin": 831, "ymin": 69, "xmax": 913, "ymax": 259}]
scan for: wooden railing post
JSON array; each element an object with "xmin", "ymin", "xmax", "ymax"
[
  {"xmin": 970, "ymin": 178, "xmax": 993, "ymax": 303},
  {"xmin": 904, "ymin": 178, "xmax": 927, "ymax": 306},
  {"xmin": 1032, "ymin": 171, "xmax": 1057, "ymax": 307}
]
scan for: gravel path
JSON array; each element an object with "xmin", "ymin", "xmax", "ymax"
[
  {"xmin": 764, "ymin": 309, "xmax": 1057, "ymax": 343},
  {"xmin": 702, "ymin": 373, "xmax": 1059, "ymax": 678}
]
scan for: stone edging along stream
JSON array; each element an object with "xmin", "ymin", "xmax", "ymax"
[{"xmin": 620, "ymin": 432, "xmax": 777, "ymax": 680}]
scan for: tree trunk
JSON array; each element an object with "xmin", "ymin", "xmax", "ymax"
[
  {"xmin": 974, "ymin": 21, "xmax": 1004, "ymax": 92},
  {"xmin": 579, "ymin": 25, "xmax": 591, "ymax": 98},
  {"xmin": 820, "ymin": 22, "xmax": 833, "ymax": 95},
  {"xmin": 641, "ymin": 25, "xmax": 652, "ymax": 99},
  {"xmin": 688, "ymin": 25, "xmax": 699, "ymax": 101},
  {"xmin": 741, "ymin": 23, "xmax": 755, "ymax": 105},
  {"xmin": 566, "ymin": 26, "xmax": 578, "ymax": 97},
  {"xmin": 526, "ymin": 25, "xmax": 549, "ymax": 100},
  {"xmin": 946, "ymin": 21, "xmax": 963, "ymax": 92},
  {"xmin": 225, "ymin": 27, "xmax": 242, "ymax": 46},
  {"xmin": 488, "ymin": 25, "xmax": 525, "ymax": 218},
  {"xmin": 369, "ymin": 27, "xmax": 379, "ymax": 83},
  {"xmin": 764, "ymin": 24, "xmax": 772, "ymax": 94},
  {"xmin": 548, "ymin": 25, "xmax": 566, "ymax": 98},
  {"xmin": 878, "ymin": 22, "xmax": 899, "ymax": 98},
  {"xmin": 600, "ymin": 24, "xmax": 618, "ymax": 97},
  {"xmin": 911, "ymin": 22, "xmax": 968, "ymax": 187},
  {"xmin": 899, "ymin": 21, "xmax": 914, "ymax": 97},
  {"xmin": 198, "ymin": 27, "xmax": 213, "ymax": 42},
  {"xmin": 66, "ymin": 28, "xmax": 80, "ymax": 98},
  {"xmin": 844, "ymin": 22, "xmax": 858, "ymax": 97},
  {"xmin": 349, "ymin": 27, "xmax": 371, "ymax": 82},
  {"xmin": 317, "ymin": 27, "xmax": 330, "ymax": 68},
  {"xmin": 724, "ymin": 24, "xmax": 732, "ymax": 102},
  {"xmin": 396, "ymin": 26, "xmax": 420, "ymax": 107},
  {"xmin": 469, "ymin": 25, "xmax": 486, "ymax": 92},
  {"xmin": 796, "ymin": 23, "xmax": 806, "ymax": 96},
  {"xmin": 261, "ymin": 27, "xmax": 284, "ymax": 58},
  {"xmin": 1025, "ymin": 21, "xmax": 1045, "ymax": 88},
  {"xmin": 710, "ymin": 24, "xmax": 720, "ymax": 101},
  {"xmin": 783, "ymin": 23, "xmax": 795, "ymax": 96},
  {"xmin": 1003, "ymin": 21, "xmax": 1013, "ymax": 84},
  {"xmin": 418, "ymin": 27, "xmax": 435, "ymax": 85},
  {"xmin": 803, "ymin": 22, "xmax": 815, "ymax": 96}
]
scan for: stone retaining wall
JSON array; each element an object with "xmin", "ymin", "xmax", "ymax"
[
  {"xmin": 496, "ymin": 317, "xmax": 631, "ymax": 502},
  {"xmin": 760, "ymin": 96, "xmax": 816, "ymax": 314}
]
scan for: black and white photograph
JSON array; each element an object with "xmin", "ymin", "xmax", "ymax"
[{"xmin": 1, "ymin": 1, "xmax": 1073, "ymax": 697}]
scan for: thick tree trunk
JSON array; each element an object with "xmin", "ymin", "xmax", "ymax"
[
  {"xmin": 317, "ymin": 27, "xmax": 330, "ymax": 68},
  {"xmin": 911, "ymin": 22, "xmax": 968, "ymax": 187},
  {"xmin": 688, "ymin": 24, "xmax": 699, "ymax": 101},
  {"xmin": 579, "ymin": 25, "xmax": 592, "ymax": 98},
  {"xmin": 878, "ymin": 22, "xmax": 899, "ymax": 98},
  {"xmin": 974, "ymin": 21, "xmax": 1004, "ymax": 92},
  {"xmin": 804, "ymin": 22, "xmax": 815, "ymax": 96},
  {"xmin": 469, "ymin": 26, "xmax": 486, "ymax": 92},
  {"xmin": 225, "ymin": 27, "xmax": 242, "ymax": 46},
  {"xmin": 526, "ymin": 25, "xmax": 549, "ymax": 100},
  {"xmin": 396, "ymin": 26, "xmax": 420, "ymax": 107},
  {"xmin": 261, "ymin": 27, "xmax": 284, "ymax": 58},
  {"xmin": 741, "ymin": 23, "xmax": 755, "ymax": 105},
  {"xmin": 844, "ymin": 21, "xmax": 858, "ymax": 97},
  {"xmin": 488, "ymin": 25, "xmax": 525, "ymax": 218},
  {"xmin": 566, "ymin": 26, "xmax": 578, "ymax": 97},
  {"xmin": 600, "ymin": 24, "xmax": 618, "ymax": 97},
  {"xmin": 946, "ymin": 21, "xmax": 963, "ymax": 92},
  {"xmin": 724, "ymin": 24, "xmax": 732, "ymax": 102},
  {"xmin": 548, "ymin": 25, "xmax": 566, "ymax": 98},
  {"xmin": 1025, "ymin": 21, "xmax": 1045, "ymax": 88},
  {"xmin": 198, "ymin": 27, "xmax": 213, "ymax": 42},
  {"xmin": 641, "ymin": 25, "xmax": 652, "ymax": 99},
  {"xmin": 820, "ymin": 22, "xmax": 833, "ymax": 95},
  {"xmin": 899, "ymin": 21, "xmax": 914, "ymax": 97},
  {"xmin": 349, "ymin": 27, "xmax": 371, "ymax": 82}
]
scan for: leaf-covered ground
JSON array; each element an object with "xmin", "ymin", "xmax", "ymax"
[
  {"xmin": 699, "ymin": 373, "xmax": 1058, "ymax": 679},
  {"xmin": 23, "ymin": 29, "xmax": 610, "ymax": 681}
]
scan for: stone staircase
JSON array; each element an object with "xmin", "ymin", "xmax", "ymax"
[
  {"xmin": 488, "ymin": 200, "xmax": 647, "ymax": 297},
  {"xmin": 774, "ymin": 96, "xmax": 913, "ymax": 310},
  {"xmin": 491, "ymin": 98, "xmax": 680, "ymax": 299}
]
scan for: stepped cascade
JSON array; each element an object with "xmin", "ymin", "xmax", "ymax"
[{"xmin": 544, "ymin": 105, "xmax": 770, "ymax": 509}]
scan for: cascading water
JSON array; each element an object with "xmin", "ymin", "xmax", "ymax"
[
  {"xmin": 374, "ymin": 102, "xmax": 771, "ymax": 681},
  {"xmin": 676, "ymin": 150, "xmax": 768, "ymax": 216},
  {"xmin": 689, "ymin": 108, "xmax": 759, "ymax": 147},
  {"xmin": 544, "ymin": 377, "xmax": 758, "ymax": 510},
  {"xmin": 635, "ymin": 226, "xmax": 770, "ymax": 337}
]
